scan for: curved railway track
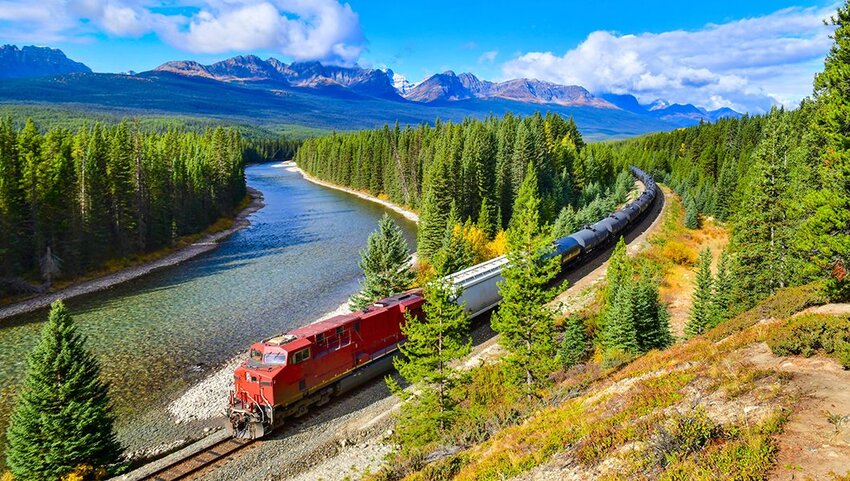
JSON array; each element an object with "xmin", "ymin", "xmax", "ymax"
[{"xmin": 137, "ymin": 437, "xmax": 255, "ymax": 481}]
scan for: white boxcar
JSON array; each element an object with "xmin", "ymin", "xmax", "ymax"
[{"xmin": 444, "ymin": 255, "xmax": 509, "ymax": 319}]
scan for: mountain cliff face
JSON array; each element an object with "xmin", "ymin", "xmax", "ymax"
[
  {"xmin": 405, "ymin": 71, "xmax": 615, "ymax": 108},
  {"xmin": 0, "ymin": 45, "xmax": 91, "ymax": 79}
]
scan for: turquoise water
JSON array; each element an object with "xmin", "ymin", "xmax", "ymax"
[{"xmin": 0, "ymin": 163, "xmax": 417, "ymax": 453}]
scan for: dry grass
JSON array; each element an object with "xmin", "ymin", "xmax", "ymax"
[{"xmin": 637, "ymin": 188, "xmax": 730, "ymax": 336}]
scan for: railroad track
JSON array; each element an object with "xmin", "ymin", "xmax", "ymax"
[{"xmin": 139, "ymin": 437, "xmax": 254, "ymax": 481}]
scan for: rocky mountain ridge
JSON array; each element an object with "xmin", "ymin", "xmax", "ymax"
[{"xmin": 0, "ymin": 45, "xmax": 91, "ymax": 79}]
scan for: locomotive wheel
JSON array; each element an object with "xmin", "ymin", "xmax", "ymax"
[
  {"xmin": 294, "ymin": 404, "xmax": 309, "ymax": 417},
  {"xmin": 316, "ymin": 392, "xmax": 332, "ymax": 406}
]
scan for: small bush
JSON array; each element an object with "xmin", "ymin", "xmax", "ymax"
[
  {"xmin": 602, "ymin": 347, "xmax": 636, "ymax": 369},
  {"xmin": 661, "ymin": 240, "xmax": 696, "ymax": 266},
  {"xmin": 767, "ymin": 314, "xmax": 850, "ymax": 368},
  {"xmin": 652, "ymin": 408, "xmax": 721, "ymax": 467}
]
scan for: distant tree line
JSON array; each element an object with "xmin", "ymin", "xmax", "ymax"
[
  {"xmin": 295, "ymin": 112, "xmax": 624, "ymax": 261},
  {"xmin": 0, "ymin": 118, "xmax": 246, "ymax": 293},
  {"xmin": 242, "ymin": 137, "xmax": 302, "ymax": 164}
]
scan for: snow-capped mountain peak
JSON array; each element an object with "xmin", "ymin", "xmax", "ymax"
[{"xmin": 383, "ymin": 68, "xmax": 416, "ymax": 95}]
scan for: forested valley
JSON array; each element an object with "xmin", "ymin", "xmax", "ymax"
[{"xmin": 0, "ymin": 118, "xmax": 246, "ymax": 295}]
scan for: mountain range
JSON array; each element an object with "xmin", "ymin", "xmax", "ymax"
[{"xmin": 0, "ymin": 46, "xmax": 742, "ymax": 138}]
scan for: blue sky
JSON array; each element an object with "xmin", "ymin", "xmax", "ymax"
[{"xmin": 0, "ymin": 0, "xmax": 839, "ymax": 112}]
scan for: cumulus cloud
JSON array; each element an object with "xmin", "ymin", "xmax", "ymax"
[
  {"xmin": 0, "ymin": 0, "xmax": 365, "ymax": 65},
  {"xmin": 501, "ymin": 5, "xmax": 837, "ymax": 112}
]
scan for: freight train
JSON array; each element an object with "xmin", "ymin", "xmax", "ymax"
[{"xmin": 228, "ymin": 166, "xmax": 658, "ymax": 438}]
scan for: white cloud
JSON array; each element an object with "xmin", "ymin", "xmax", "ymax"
[
  {"xmin": 0, "ymin": 0, "xmax": 365, "ymax": 65},
  {"xmin": 477, "ymin": 50, "xmax": 498, "ymax": 64},
  {"xmin": 501, "ymin": 5, "xmax": 837, "ymax": 113}
]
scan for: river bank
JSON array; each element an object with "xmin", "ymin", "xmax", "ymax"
[
  {"xmin": 283, "ymin": 161, "xmax": 420, "ymax": 223},
  {"xmin": 0, "ymin": 187, "xmax": 265, "ymax": 322}
]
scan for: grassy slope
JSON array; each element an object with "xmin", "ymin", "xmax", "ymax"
[{"xmin": 0, "ymin": 72, "xmax": 677, "ymax": 140}]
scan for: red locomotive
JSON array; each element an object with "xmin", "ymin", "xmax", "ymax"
[{"xmin": 228, "ymin": 290, "xmax": 424, "ymax": 438}]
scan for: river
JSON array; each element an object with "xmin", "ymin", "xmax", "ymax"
[{"xmin": 0, "ymin": 162, "xmax": 417, "ymax": 460}]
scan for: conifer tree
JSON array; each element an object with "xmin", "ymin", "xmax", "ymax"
[
  {"xmin": 558, "ymin": 315, "xmax": 588, "ymax": 368},
  {"xmin": 802, "ymin": 1, "xmax": 850, "ymax": 299},
  {"xmin": 710, "ymin": 249, "xmax": 734, "ymax": 326},
  {"xmin": 731, "ymin": 110, "xmax": 796, "ymax": 301},
  {"xmin": 417, "ymin": 149, "xmax": 454, "ymax": 259},
  {"xmin": 684, "ymin": 195, "xmax": 699, "ymax": 229},
  {"xmin": 491, "ymin": 164, "xmax": 560, "ymax": 395},
  {"xmin": 685, "ymin": 248, "xmax": 715, "ymax": 337},
  {"xmin": 633, "ymin": 272, "xmax": 673, "ymax": 351},
  {"xmin": 600, "ymin": 282, "xmax": 639, "ymax": 356},
  {"xmin": 394, "ymin": 278, "xmax": 470, "ymax": 428},
  {"xmin": 350, "ymin": 214, "xmax": 415, "ymax": 310},
  {"xmin": 553, "ymin": 205, "xmax": 579, "ymax": 238},
  {"xmin": 6, "ymin": 301, "xmax": 121, "ymax": 480}
]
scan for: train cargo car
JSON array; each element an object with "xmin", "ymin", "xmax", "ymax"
[{"xmin": 445, "ymin": 255, "xmax": 509, "ymax": 318}]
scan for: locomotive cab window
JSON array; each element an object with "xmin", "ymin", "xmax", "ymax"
[
  {"xmin": 250, "ymin": 349, "xmax": 262, "ymax": 363},
  {"xmin": 292, "ymin": 348, "xmax": 310, "ymax": 364}
]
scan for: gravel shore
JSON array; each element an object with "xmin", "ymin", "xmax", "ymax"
[
  {"xmin": 283, "ymin": 161, "xmax": 420, "ymax": 223},
  {"xmin": 0, "ymin": 187, "xmax": 265, "ymax": 322}
]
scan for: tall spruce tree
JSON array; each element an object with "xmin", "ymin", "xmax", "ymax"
[
  {"xmin": 394, "ymin": 278, "xmax": 470, "ymax": 428},
  {"xmin": 685, "ymin": 248, "xmax": 715, "ymax": 337},
  {"xmin": 684, "ymin": 195, "xmax": 699, "ymax": 229},
  {"xmin": 601, "ymin": 281, "xmax": 639, "ymax": 356},
  {"xmin": 802, "ymin": 1, "xmax": 850, "ymax": 299},
  {"xmin": 491, "ymin": 164, "xmax": 560, "ymax": 395},
  {"xmin": 350, "ymin": 214, "xmax": 415, "ymax": 310},
  {"xmin": 417, "ymin": 146, "xmax": 454, "ymax": 259},
  {"xmin": 632, "ymin": 272, "xmax": 673, "ymax": 351},
  {"xmin": 6, "ymin": 301, "xmax": 121, "ymax": 480},
  {"xmin": 710, "ymin": 249, "xmax": 734, "ymax": 326},
  {"xmin": 558, "ymin": 315, "xmax": 588, "ymax": 369},
  {"xmin": 730, "ymin": 109, "xmax": 796, "ymax": 302}
]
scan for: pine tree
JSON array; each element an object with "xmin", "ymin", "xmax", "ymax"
[
  {"xmin": 710, "ymin": 249, "xmax": 734, "ymax": 326},
  {"xmin": 558, "ymin": 315, "xmax": 588, "ymax": 368},
  {"xmin": 684, "ymin": 195, "xmax": 699, "ymax": 229},
  {"xmin": 802, "ymin": 1, "xmax": 850, "ymax": 299},
  {"xmin": 553, "ymin": 205, "xmax": 579, "ymax": 238},
  {"xmin": 350, "ymin": 214, "xmax": 415, "ymax": 310},
  {"xmin": 417, "ymin": 148, "xmax": 454, "ymax": 259},
  {"xmin": 633, "ymin": 271, "xmax": 673, "ymax": 351},
  {"xmin": 491, "ymin": 164, "xmax": 560, "ymax": 395},
  {"xmin": 685, "ymin": 248, "xmax": 715, "ymax": 337},
  {"xmin": 600, "ymin": 281, "xmax": 639, "ymax": 356},
  {"xmin": 731, "ymin": 110, "xmax": 796, "ymax": 302},
  {"xmin": 394, "ymin": 278, "xmax": 470, "ymax": 428},
  {"xmin": 6, "ymin": 301, "xmax": 121, "ymax": 480}
]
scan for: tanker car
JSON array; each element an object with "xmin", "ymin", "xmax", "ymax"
[{"xmin": 228, "ymin": 166, "xmax": 658, "ymax": 438}]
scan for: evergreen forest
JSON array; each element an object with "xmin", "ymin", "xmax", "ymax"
[{"xmin": 0, "ymin": 118, "xmax": 246, "ymax": 294}]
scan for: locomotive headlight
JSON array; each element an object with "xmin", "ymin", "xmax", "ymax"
[{"xmin": 246, "ymin": 372, "xmax": 250, "ymax": 381}]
